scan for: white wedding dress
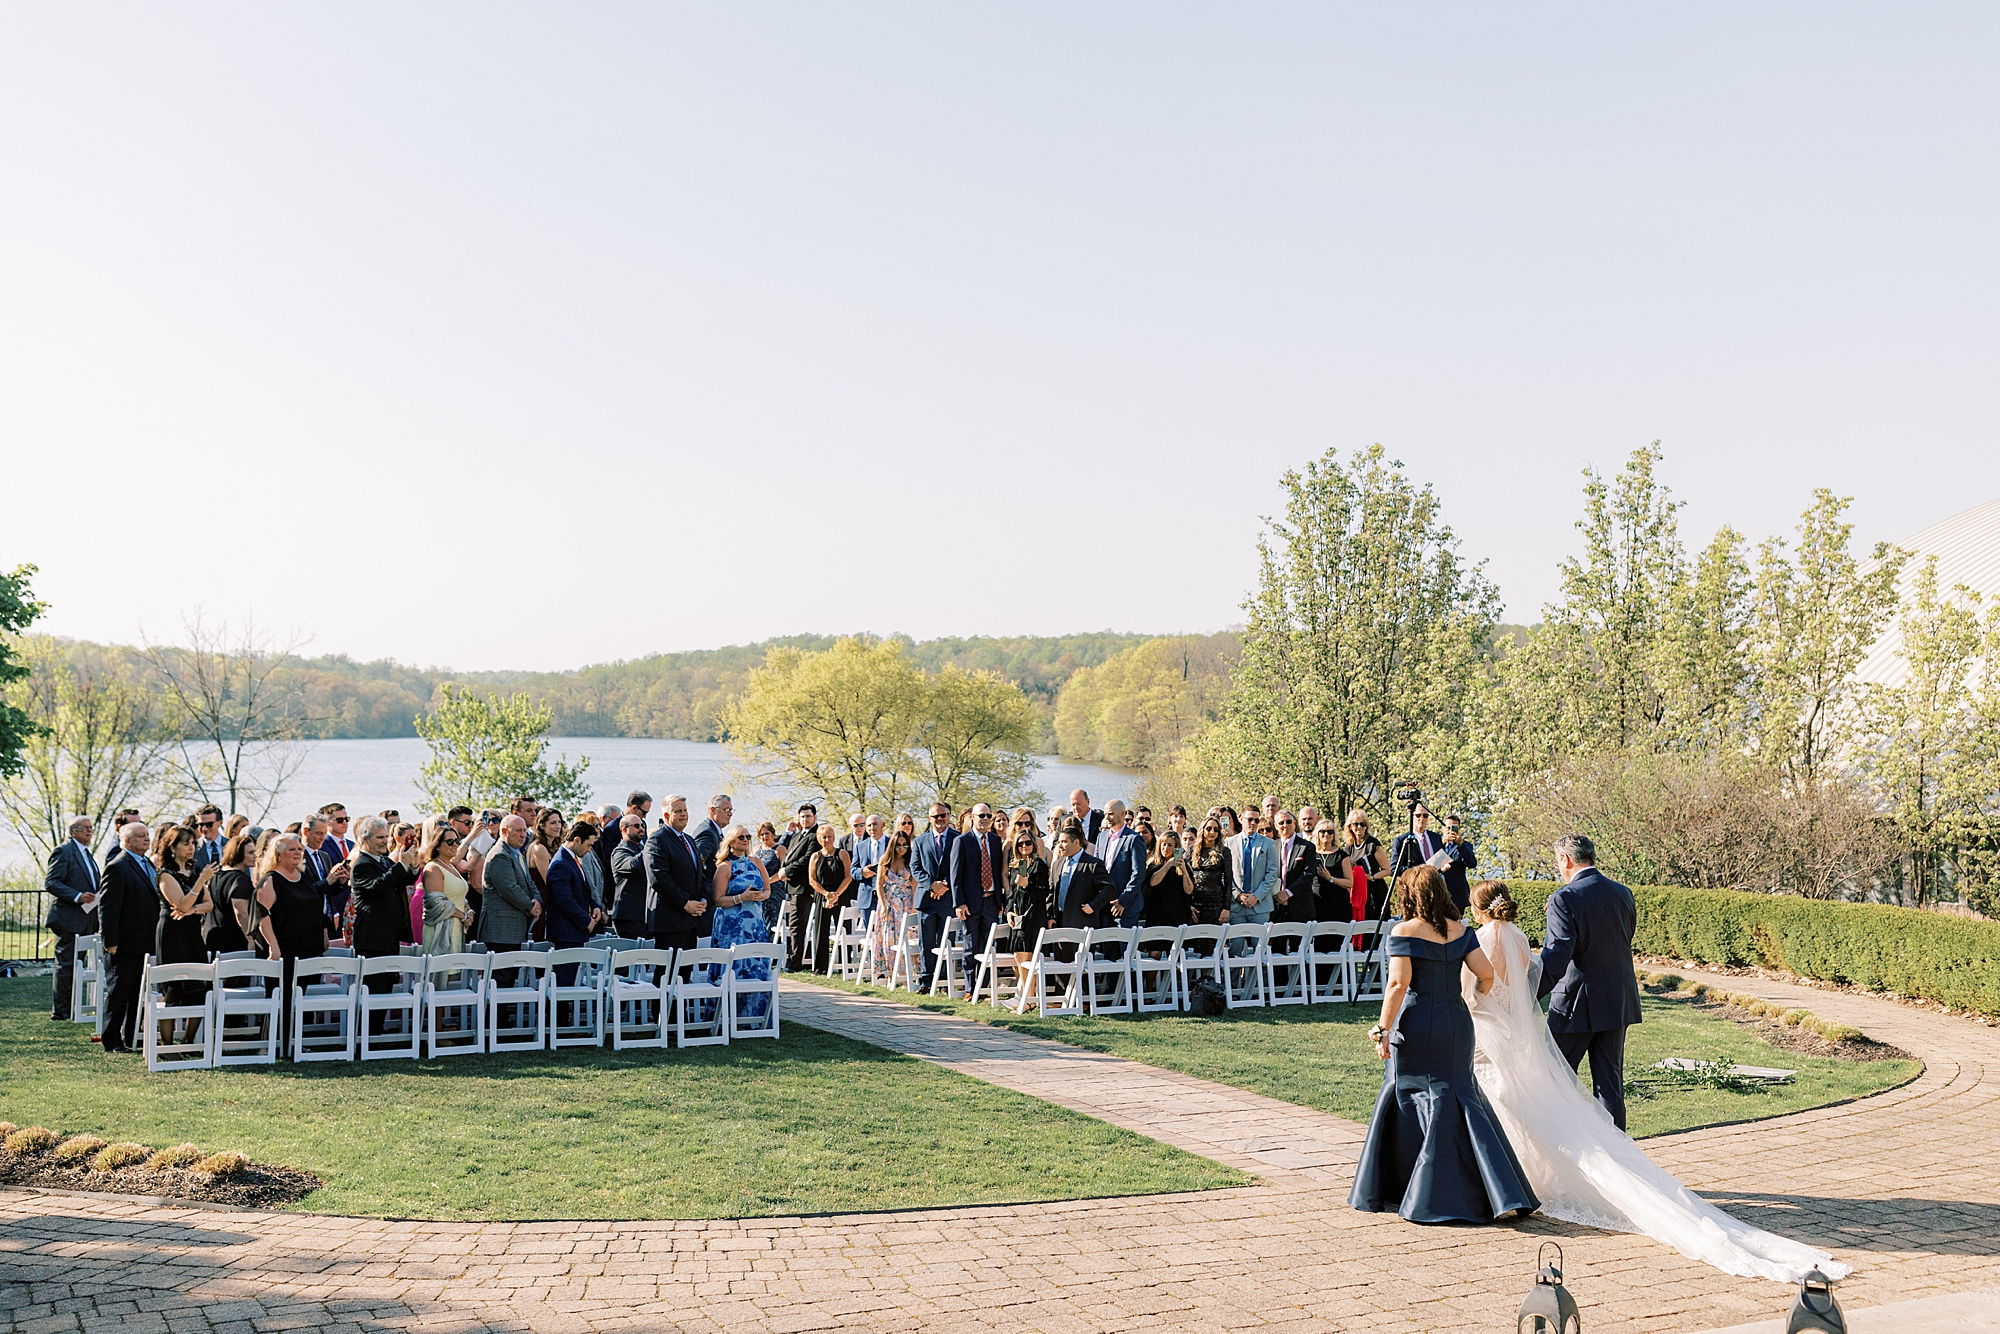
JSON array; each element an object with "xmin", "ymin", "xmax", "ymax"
[{"xmin": 1464, "ymin": 921, "xmax": 1849, "ymax": 1284}]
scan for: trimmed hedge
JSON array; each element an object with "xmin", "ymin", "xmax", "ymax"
[{"xmin": 1502, "ymin": 880, "xmax": 2000, "ymax": 1017}]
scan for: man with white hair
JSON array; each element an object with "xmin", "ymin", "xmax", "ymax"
[
  {"xmin": 44, "ymin": 815, "xmax": 100, "ymax": 1021},
  {"xmin": 1094, "ymin": 800, "xmax": 1148, "ymax": 923},
  {"xmin": 480, "ymin": 814, "xmax": 541, "ymax": 950},
  {"xmin": 1067, "ymin": 789, "xmax": 1104, "ymax": 846},
  {"xmin": 95, "ymin": 821, "xmax": 158, "ymax": 1053},
  {"xmin": 690, "ymin": 794, "xmax": 734, "ymax": 886}
]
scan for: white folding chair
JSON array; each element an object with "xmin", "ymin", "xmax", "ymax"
[
  {"xmin": 829, "ymin": 906, "xmax": 867, "ymax": 982},
  {"xmin": 800, "ymin": 899, "xmax": 822, "ymax": 973},
  {"xmin": 929, "ymin": 916, "xmax": 970, "ymax": 999},
  {"xmin": 548, "ymin": 947, "xmax": 609, "ymax": 1049},
  {"xmin": 1176, "ymin": 925, "xmax": 1227, "ymax": 1003},
  {"xmin": 484, "ymin": 950, "xmax": 550, "ymax": 1053},
  {"xmin": 1264, "ymin": 923, "xmax": 1309, "ymax": 1006},
  {"xmin": 1346, "ymin": 919, "xmax": 1394, "ymax": 1004},
  {"xmin": 73, "ymin": 933, "xmax": 105, "ymax": 1032},
  {"xmin": 142, "ymin": 963, "xmax": 214, "ymax": 1072},
  {"xmin": 424, "ymin": 953, "xmax": 489, "ymax": 1057},
  {"xmin": 1020, "ymin": 927, "xmax": 1086, "ymax": 1017},
  {"xmin": 968, "ymin": 923, "xmax": 1022, "ymax": 1008},
  {"xmin": 885, "ymin": 912, "xmax": 926, "ymax": 993},
  {"xmin": 1222, "ymin": 923, "xmax": 1269, "ymax": 1008},
  {"xmin": 672, "ymin": 946, "xmax": 731, "ymax": 1048},
  {"xmin": 768, "ymin": 903, "xmax": 795, "ymax": 973},
  {"xmin": 358, "ymin": 956, "xmax": 426, "ymax": 1060},
  {"xmin": 726, "ymin": 943, "xmax": 781, "ymax": 1040},
  {"xmin": 291, "ymin": 956, "xmax": 360, "ymax": 1062},
  {"xmin": 1305, "ymin": 921, "xmax": 1350, "ymax": 1003},
  {"xmin": 1081, "ymin": 927, "xmax": 1136, "ymax": 1015},
  {"xmin": 212, "ymin": 957, "xmax": 284, "ymax": 1065},
  {"xmin": 608, "ymin": 947, "xmax": 674, "ymax": 1050},
  {"xmin": 1132, "ymin": 926, "xmax": 1184, "ymax": 1013}
]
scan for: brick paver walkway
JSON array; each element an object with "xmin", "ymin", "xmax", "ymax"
[{"xmin": 3, "ymin": 968, "xmax": 1995, "ymax": 1333}]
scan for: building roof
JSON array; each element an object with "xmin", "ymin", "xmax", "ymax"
[{"xmin": 1852, "ymin": 497, "xmax": 2000, "ymax": 689}]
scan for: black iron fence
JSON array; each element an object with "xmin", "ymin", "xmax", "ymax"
[{"xmin": 1, "ymin": 886, "xmax": 51, "ymax": 963}]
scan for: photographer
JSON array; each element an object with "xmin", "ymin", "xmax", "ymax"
[{"xmin": 1436, "ymin": 813, "xmax": 1477, "ymax": 914}]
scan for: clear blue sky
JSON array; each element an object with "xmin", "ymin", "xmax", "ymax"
[{"xmin": 4, "ymin": 4, "xmax": 1995, "ymax": 670}]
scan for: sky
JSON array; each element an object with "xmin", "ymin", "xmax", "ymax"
[{"xmin": 3, "ymin": 3, "xmax": 1996, "ymax": 671}]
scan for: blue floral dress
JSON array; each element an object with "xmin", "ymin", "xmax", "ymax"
[{"xmin": 711, "ymin": 856, "xmax": 774, "ymax": 1021}]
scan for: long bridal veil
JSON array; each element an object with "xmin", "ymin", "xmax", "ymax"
[{"xmin": 1464, "ymin": 921, "xmax": 1849, "ymax": 1284}]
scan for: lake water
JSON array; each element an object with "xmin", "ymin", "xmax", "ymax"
[{"xmin": 44, "ymin": 738, "xmax": 1136, "ymax": 838}]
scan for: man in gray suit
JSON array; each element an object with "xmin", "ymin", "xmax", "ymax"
[
  {"xmin": 44, "ymin": 815, "xmax": 101, "ymax": 1020},
  {"xmin": 1227, "ymin": 810, "xmax": 1277, "ymax": 924},
  {"xmin": 689, "ymin": 794, "xmax": 733, "ymax": 887},
  {"xmin": 479, "ymin": 815, "xmax": 541, "ymax": 949}
]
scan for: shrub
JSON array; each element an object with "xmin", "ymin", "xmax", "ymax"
[
  {"xmin": 1781, "ymin": 1008, "xmax": 1809, "ymax": 1027},
  {"xmin": 0, "ymin": 1121, "xmax": 15, "ymax": 1141},
  {"xmin": 1506, "ymin": 880, "xmax": 2000, "ymax": 1015},
  {"xmin": 150, "ymin": 1143, "xmax": 203, "ymax": 1170},
  {"xmin": 1653, "ymin": 973, "xmax": 1684, "ymax": 991},
  {"xmin": 1685, "ymin": 982, "xmax": 1709, "ymax": 997},
  {"xmin": 194, "ymin": 1151, "xmax": 248, "ymax": 1180},
  {"xmin": 92, "ymin": 1142, "xmax": 151, "ymax": 1173},
  {"xmin": 51, "ymin": 1134, "xmax": 106, "ymax": 1164},
  {"xmin": 1814, "ymin": 1021, "xmax": 1863, "ymax": 1043},
  {"xmin": 4, "ymin": 1126, "xmax": 56, "ymax": 1155}
]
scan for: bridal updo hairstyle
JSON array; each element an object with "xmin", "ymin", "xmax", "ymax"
[
  {"xmin": 1470, "ymin": 880, "xmax": 1518, "ymax": 923},
  {"xmin": 1393, "ymin": 865, "xmax": 1457, "ymax": 933}
]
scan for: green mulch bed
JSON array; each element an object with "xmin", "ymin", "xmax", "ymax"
[
  {"xmin": 799, "ymin": 973, "xmax": 1921, "ymax": 1140},
  {"xmin": 0, "ymin": 978, "xmax": 1246, "ymax": 1219}
]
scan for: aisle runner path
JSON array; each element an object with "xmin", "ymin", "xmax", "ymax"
[{"xmin": 3, "ymin": 969, "xmax": 1997, "ymax": 1334}]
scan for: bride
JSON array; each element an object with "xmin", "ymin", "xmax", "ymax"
[{"xmin": 1461, "ymin": 880, "xmax": 1849, "ymax": 1284}]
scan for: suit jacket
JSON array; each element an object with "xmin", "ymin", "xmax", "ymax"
[
  {"xmin": 1064, "ymin": 808, "xmax": 1104, "ymax": 846},
  {"xmin": 780, "ymin": 824, "xmax": 820, "ymax": 891},
  {"xmin": 609, "ymin": 838, "xmax": 650, "ymax": 929},
  {"xmin": 350, "ymin": 851, "xmax": 417, "ymax": 957},
  {"xmin": 44, "ymin": 839, "xmax": 101, "ymax": 936},
  {"xmin": 1272, "ymin": 834, "xmax": 1318, "ymax": 923},
  {"xmin": 1537, "ymin": 866, "xmax": 1644, "ymax": 1034},
  {"xmin": 190, "ymin": 837, "xmax": 226, "ymax": 875},
  {"xmin": 96, "ymin": 851, "xmax": 159, "ymax": 950},
  {"xmin": 645, "ymin": 823, "xmax": 709, "ymax": 939},
  {"xmin": 1227, "ymin": 832, "xmax": 1277, "ymax": 923},
  {"xmin": 480, "ymin": 842, "xmax": 538, "ymax": 945},
  {"xmin": 911, "ymin": 827, "xmax": 957, "ymax": 917},
  {"xmin": 948, "ymin": 829, "xmax": 1005, "ymax": 915},
  {"xmin": 594, "ymin": 821, "xmax": 624, "ymax": 890},
  {"xmin": 1435, "ymin": 836, "xmax": 1476, "ymax": 910},
  {"xmin": 1095, "ymin": 825, "xmax": 1147, "ymax": 923},
  {"xmin": 1390, "ymin": 829, "xmax": 1448, "ymax": 881},
  {"xmin": 544, "ymin": 848, "xmax": 596, "ymax": 946},
  {"xmin": 1052, "ymin": 851, "xmax": 1110, "ymax": 929},
  {"xmin": 690, "ymin": 817, "xmax": 726, "ymax": 886}
]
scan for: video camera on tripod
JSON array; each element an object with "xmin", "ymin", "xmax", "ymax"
[{"xmin": 1353, "ymin": 779, "xmax": 1424, "ymax": 1006}]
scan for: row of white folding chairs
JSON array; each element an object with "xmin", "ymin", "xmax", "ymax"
[
  {"xmin": 138, "ymin": 942, "xmax": 782, "ymax": 1069},
  {"xmin": 995, "ymin": 919, "xmax": 1398, "ymax": 1017}
]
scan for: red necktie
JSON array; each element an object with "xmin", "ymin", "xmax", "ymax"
[{"xmin": 979, "ymin": 835, "xmax": 993, "ymax": 892}]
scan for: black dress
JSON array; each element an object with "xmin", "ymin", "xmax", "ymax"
[
  {"xmin": 265, "ymin": 871, "xmax": 327, "ymax": 961},
  {"xmin": 154, "ymin": 868, "xmax": 210, "ymax": 1005},
  {"xmin": 1000, "ymin": 857, "xmax": 1051, "ymax": 951},
  {"xmin": 204, "ymin": 868, "xmax": 253, "ymax": 955},
  {"xmin": 1143, "ymin": 862, "xmax": 1193, "ymax": 928},
  {"xmin": 1347, "ymin": 838, "xmax": 1388, "ymax": 919},
  {"xmin": 1187, "ymin": 849, "xmax": 1233, "ymax": 925},
  {"xmin": 1315, "ymin": 850, "xmax": 1355, "ymax": 922},
  {"xmin": 1348, "ymin": 931, "xmax": 1539, "ymax": 1223},
  {"xmin": 809, "ymin": 851, "xmax": 853, "ymax": 973}
]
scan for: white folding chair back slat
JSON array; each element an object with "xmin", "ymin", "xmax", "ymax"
[
  {"xmin": 672, "ymin": 947, "xmax": 732, "ymax": 1048},
  {"xmin": 142, "ymin": 963, "xmax": 215, "ymax": 1072},
  {"xmin": 358, "ymin": 956, "xmax": 427, "ymax": 1060},
  {"xmin": 548, "ymin": 947, "xmax": 610, "ymax": 1049},
  {"xmin": 212, "ymin": 957, "xmax": 284, "ymax": 1065},
  {"xmin": 291, "ymin": 956, "xmax": 361, "ymax": 1061},
  {"xmin": 484, "ymin": 950, "xmax": 550, "ymax": 1054},
  {"xmin": 1263, "ymin": 924, "xmax": 1309, "ymax": 1006},
  {"xmin": 1222, "ymin": 923, "xmax": 1269, "ymax": 1008},
  {"xmin": 1022, "ymin": 927, "xmax": 1086, "ymax": 1017},
  {"xmin": 1132, "ymin": 926, "xmax": 1184, "ymax": 1013},
  {"xmin": 608, "ymin": 948, "xmax": 674, "ymax": 1049},
  {"xmin": 1082, "ymin": 927, "xmax": 1136, "ymax": 1015},
  {"xmin": 424, "ymin": 953, "xmax": 490, "ymax": 1057},
  {"xmin": 726, "ymin": 944, "xmax": 781, "ymax": 1040}
]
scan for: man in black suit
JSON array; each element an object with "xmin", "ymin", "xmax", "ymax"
[
  {"xmin": 608, "ymin": 813, "xmax": 651, "ymax": 938},
  {"xmin": 43, "ymin": 815, "xmax": 101, "ymax": 1020},
  {"xmin": 645, "ymin": 794, "xmax": 709, "ymax": 953},
  {"xmin": 779, "ymin": 803, "xmax": 820, "ymax": 970},
  {"xmin": 1435, "ymin": 813, "xmax": 1478, "ymax": 914},
  {"xmin": 1065, "ymin": 789, "xmax": 1104, "ymax": 847},
  {"xmin": 689, "ymin": 793, "xmax": 732, "ymax": 887},
  {"xmin": 1270, "ymin": 809, "xmax": 1317, "ymax": 924},
  {"xmin": 189, "ymin": 804, "xmax": 227, "ymax": 873},
  {"xmin": 949, "ymin": 804, "xmax": 1006, "ymax": 964},
  {"xmin": 95, "ymin": 821, "xmax": 159, "ymax": 1053},
  {"xmin": 1389, "ymin": 805, "xmax": 1443, "ymax": 882},
  {"xmin": 1050, "ymin": 821, "xmax": 1109, "ymax": 932},
  {"xmin": 298, "ymin": 814, "xmax": 351, "ymax": 935},
  {"xmin": 1538, "ymin": 833, "xmax": 1644, "ymax": 1130},
  {"xmin": 910, "ymin": 803, "xmax": 955, "ymax": 987},
  {"xmin": 597, "ymin": 789, "xmax": 652, "ymax": 887}
]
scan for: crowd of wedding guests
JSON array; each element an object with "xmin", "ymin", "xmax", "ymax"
[{"xmin": 40, "ymin": 783, "xmax": 1478, "ymax": 1054}]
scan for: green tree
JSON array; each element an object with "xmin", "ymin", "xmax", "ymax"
[
  {"xmin": 725, "ymin": 638, "xmax": 925, "ymax": 821},
  {"xmin": 908, "ymin": 665, "xmax": 1038, "ymax": 811},
  {"xmin": 1199, "ymin": 445, "xmax": 1499, "ymax": 823},
  {"xmin": 0, "ymin": 564, "xmax": 47, "ymax": 778},
  {"xmin": 1053, "ymin": 634, "xmax": 1236, "ymax": 768},
  {"xmin": 415, "ymin": 684, "xmax": 593, "ymax": 813}
]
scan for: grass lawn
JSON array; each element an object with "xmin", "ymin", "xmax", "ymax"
[
  {"xmin": 0, "ymin": 978, "xmax": 1246, "ymax": 1219},
  {"xmin": 799, "ymin": 975, "xmax": 1921, "ymax": 1139}
]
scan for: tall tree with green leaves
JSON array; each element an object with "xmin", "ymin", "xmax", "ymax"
[
  {"xmin": 907, "ymin": 665, "xmax": 1038, "ymax": 811},
  {"xmin": 0, "ymin": 564, "xmax": 47, "ymax": 778},
  {"xmin": 725, "ymin": 638, "xmax": 924, "ymax": 820},
  {"xmin": 416, "ymin": 684, "xmax": 593, "ymax": 813},
  {"xmin": 1199, "ymin": 444, "xmax": 1499, "ymax": 822}
]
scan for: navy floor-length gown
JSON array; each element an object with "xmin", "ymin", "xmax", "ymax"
[{"xmin": 1348, "ymin": 930, "xmax": 1539, "ymax": 1224}]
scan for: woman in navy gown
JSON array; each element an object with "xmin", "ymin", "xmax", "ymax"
[{"xmin": 1349, "ymin": 865, "xmax": 1538, "ymax": 1224}]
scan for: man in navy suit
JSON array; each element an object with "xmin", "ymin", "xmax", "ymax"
[
  {"xmin": 1094, "ymin": 800, "xmax": 1147, "ymax": 924},
  {"xmin": 545, "ymin": 822, "xmax": 600, "ymax": 994},
  {"xmin": 1537, "ymin": 833, "xmax": 1644, "ymax": 1130},
  {"xmin": 1051, "ymin": 821, "xmax": 1110, "ymax": 930},
  {"xmin": 95, "ymin": 821, "xmax": 160, "ymax": 1053},
  {"xmin": 949, "ymin": 803, "xmax": 1005, "ymax": 966},
  {"xmin": 189, "ymin": 804, "xmax": 227, "ymax": 873},
  {"xmin": 689, "ymin": 794, "xmax": 732, "ymax": 887},
  {"xmin": 646, "ymin": 794, "xmax": 709, "ymax": 953},
  {"xmin": 43, "ymin": 815, "xmax": 101, "ymax": 1020},
  {"xmin": 911, "ymin": 803, "xmax": 956, "ymax": 987}
]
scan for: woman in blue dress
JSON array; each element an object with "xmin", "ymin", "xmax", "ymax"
[
  {"xmin": 1349, "ymin": 865, "xmax": 1538, "ymax": 1224},
  {"xmin": 709, "ymin": 825, "xmax": 777, "ymax": 1022}
]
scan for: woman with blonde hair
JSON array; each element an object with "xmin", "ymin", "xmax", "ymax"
[
  {"xmin": 1342, "ymin": 808, "xmax": 1388, "ymax": 921},
  {"xmin": 419, "ymin": 822, "xmax": 474, "ymax": 954}
]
